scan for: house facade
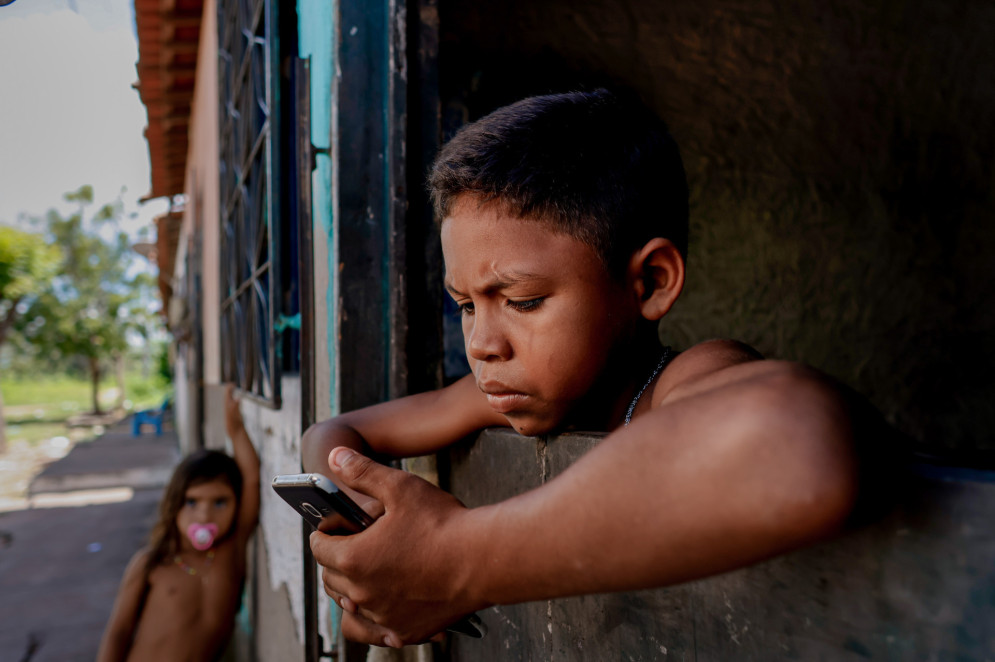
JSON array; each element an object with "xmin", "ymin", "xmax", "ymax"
[
  {"xmin": 137, "ymin": 1, "xmax": 454, "ymax": 658},
  {"xmin": 134, "ymin": 1, "xmax": 995, "ymax": 660}
]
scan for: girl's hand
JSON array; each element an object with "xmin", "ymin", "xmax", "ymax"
[{"xmin": 224, "ymin": 384, "xmax": 245, "ymax": 437}]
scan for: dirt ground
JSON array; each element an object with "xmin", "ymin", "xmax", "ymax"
[{"xmin": 0, "ymin": 413, "xmax": 122, "ymax": 511}]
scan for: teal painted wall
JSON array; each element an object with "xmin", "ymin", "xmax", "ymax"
[
  {"xmin": 297, "ymin": 0, "xmax": 337, "ymax": 418},
  {"xmin": 297, "ymin": 0, "xmax": 341, "ymax": 644}
]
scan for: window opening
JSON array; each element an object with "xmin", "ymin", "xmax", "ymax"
[{"xmin": 217, "ymin": 0, "xmax": 300, "ymax": 406}]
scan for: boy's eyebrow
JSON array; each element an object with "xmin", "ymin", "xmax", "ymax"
[{"xmin": 444, "ymin": 270, "xmax": 546, "ymax": 296}]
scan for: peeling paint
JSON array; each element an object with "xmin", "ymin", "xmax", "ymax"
[
  {"xmin": 392, "ymin": 2, "xmax": 407, "ymax": 82},
  {"xmin": 489, "ymin": 605, "xmax": 519, "ymax": 631},
  {"xmin": 537, "ymin": 438, "xmax": 549, "ymax": 484},
  {"xmin": 251, "ymin": 379, "xmax": 307, "ymax": 641}
]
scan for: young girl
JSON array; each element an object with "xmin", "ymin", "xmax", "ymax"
[{"xmin": 98, "ymin": 385, "xmax": 260, "ymax": 662}]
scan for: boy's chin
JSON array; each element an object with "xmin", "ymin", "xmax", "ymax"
[{"xmin": 507, "ymin": 414, "xmax": 564, "ymax": 438}]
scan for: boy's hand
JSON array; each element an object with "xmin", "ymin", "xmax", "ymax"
[
  {"xmin": 309, "ymin": 447, "xmax": 485, "ymax": 647},
  {"xmin": 224, "ymin": 384, "xmax": 245, "ymax": 437},
  {"xmin": 315, "ymin": 488, "xmax": 385, "ymax": 536}
]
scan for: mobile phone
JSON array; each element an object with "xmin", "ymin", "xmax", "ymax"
[
  {"xmin": 271, "ymin": 473, "xmax": 486, "ymax": 638},
  {"xmin": 272, "ymin": 472, "xmax": 375, "ymax": 533}
]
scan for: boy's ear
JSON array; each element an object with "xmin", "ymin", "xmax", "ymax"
[{"xmin": 628, "ymin": 238, "xmax": 685, "ymax": 321}]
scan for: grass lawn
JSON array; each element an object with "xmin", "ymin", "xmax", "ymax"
[
  {"xmin": 0, "ymin": 373, "xmax": 170, "ymax": 507},
  {"xmin": 1, "ymin": 374, "xmax": 171, "ymax": 447}
]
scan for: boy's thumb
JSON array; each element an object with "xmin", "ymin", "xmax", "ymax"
[{"xmin": 327, "ymin": 447, "xmax": 394, "ymax": 499}]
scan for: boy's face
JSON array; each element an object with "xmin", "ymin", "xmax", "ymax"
[
  {"xmin": 442, "ymin": 198, "xmax": 639, "ymax": 436},
  {"xmin": 176, "ymin": 477, "xmax": 237, "ymax": 551}
]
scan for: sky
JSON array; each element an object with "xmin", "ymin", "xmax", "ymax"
[{"xmin": 0, "ymin": 0, "xmax": 169, "ymax": 238}]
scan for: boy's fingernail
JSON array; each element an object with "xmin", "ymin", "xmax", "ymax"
[
  {"xmin": 330, "ymin": 447, "xmax": 356, "ymax": 468},
  {"xmin": 339, "ymin": 596, "xmax": 357, "ymax": 613},
  {"xmin": 383, "ymin": 633, "xmax": 402, "ymax": 649}
]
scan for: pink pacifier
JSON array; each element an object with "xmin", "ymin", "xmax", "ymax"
[{"xmin": 186, "ymin": 523, "xmax": 219, "ymax": 551}]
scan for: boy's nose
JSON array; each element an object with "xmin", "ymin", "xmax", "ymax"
[{"xmin": 466, "ymin": 312, "xmax": 511, "ymax": 361}]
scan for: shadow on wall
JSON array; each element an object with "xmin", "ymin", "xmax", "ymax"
[
  {"xmin": 655, "ymin": 1, "xmax": 995, "ymax": 454},
  {"xmin": 439, "ymin": 0, "xmax": 995, "ymax": 453}
]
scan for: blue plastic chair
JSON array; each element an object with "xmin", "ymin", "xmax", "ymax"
[{"xmin": 132, "ymin": 396, "xmax": 171, "ymax": 436}]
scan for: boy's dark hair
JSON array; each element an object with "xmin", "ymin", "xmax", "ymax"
[
  {"xmin": 145, "ymin": 450, "xmax": 243, "ymax": 572},
  {"xmin": 428, "ymin": 88, "xmax": 689, "ymax": 275}
]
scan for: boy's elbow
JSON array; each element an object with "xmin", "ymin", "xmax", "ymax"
[
  {"xmin": 746, "ymin": 365, "xmax": 861, "ymax": 541},
  {"xmin": 300, "ymin": 420, "xmax": 323, "ymax": 455},
  {"xmin": 301, "ymin": 418, "xmax": 370, "ymax": 473},
  {"xmin": 301, "ymin": 420, "xmax": 334, "ymax": 473},
  {"xmin": 302, "ymin": 418, "xmax": 347, "ymax": 450}
]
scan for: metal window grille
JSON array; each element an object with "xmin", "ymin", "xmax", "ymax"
[{"xmin": 217, "ymin": 0, "xmax": 284, "ymax": 406}]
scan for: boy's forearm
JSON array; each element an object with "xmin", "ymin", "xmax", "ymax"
[
  {"xmin": 303, "ymin": 377, "xmax": 506, "ymax": 473},
  {"xmin": 455, "ymin": 365, "xmax": 859, "ymax": 607}
]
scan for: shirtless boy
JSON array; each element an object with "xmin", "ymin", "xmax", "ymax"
[
  {"xmin": 98, "ymin": 385, "xmax": 260, "ymax": 662},
  {"xmin": 304, "ymin": 89, "xmax": 867, "ymax": 648}
]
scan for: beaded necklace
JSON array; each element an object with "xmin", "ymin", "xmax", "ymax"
[
  {"xmin": 623, "ymin": 347, "xmax": 673, "ymax": 427},
  {"xmin": 173, "ymin": 550, "xmax": 215, "ymax": 576}
]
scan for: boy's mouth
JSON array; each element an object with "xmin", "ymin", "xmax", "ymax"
[
  {"xmin": 479, "ymin": 380, "xmax": 529, "ymax": 413},
  {"xmin": 484, "ymin": 392, "xmax": 529, "ymax": 414}
]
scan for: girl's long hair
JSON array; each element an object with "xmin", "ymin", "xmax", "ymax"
[{"xmin": 145, "ymin": 450, "xmax": 243, "ymax": 574}]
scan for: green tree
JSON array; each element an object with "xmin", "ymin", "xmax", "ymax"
[
  {"xmin": 18, "ymin": 186, "xmax": 140, "ymax": 415},
  {"xmin": 0, "ymin": 226, "xmax": 61, "ymax": 452},
  {"xmin": 115, "ymin": 270, "xmax": 166, "ymax": 408}
]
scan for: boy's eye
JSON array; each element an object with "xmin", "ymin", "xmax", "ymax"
[
  {"xmin": 457, "ymin": 301, "xmax": 475, "ymax": 316},
  {"xmin": 508, "ymin": 297, "xmax": 545, "ymax": 312},
  {"xmin": 214, "ymin": 498, "xmax": 229, "ymax": 508}
]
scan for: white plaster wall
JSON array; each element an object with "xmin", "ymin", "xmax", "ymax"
[
  {"xmin": 238, "ymin": 377, "xmax": 307, "ymax": 645},
  {"xmin": 172, "ymin": 352, "xmax": 194, "ymax": 455},
  {"xmin": 185, "ymin": 0, "xmax": 221, "ymax": 387}
]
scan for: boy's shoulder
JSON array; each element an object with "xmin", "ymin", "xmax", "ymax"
[
  {"xmin": 655, "ymin": 339, "xmax": 785, "ymax": 406},
  {"xmin": 652, "ymin": 339, "xmax": 857, "ymax": 433},
  {"xmin": 663, "ymin": 337, "xmax": 762, "ymax": 379},
  {"xmin": 674, "ymin": 338, "xmax": 764, "ymax": 363}
]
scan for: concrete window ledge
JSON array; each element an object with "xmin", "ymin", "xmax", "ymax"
[{"xmin": 446, "ymin": 428, "xmax": 995, "ymax": 661}]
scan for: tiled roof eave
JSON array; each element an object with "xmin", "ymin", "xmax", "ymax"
[{"xmin": 133, "ymin": 0, "xmax": 204, "ymax": 201}]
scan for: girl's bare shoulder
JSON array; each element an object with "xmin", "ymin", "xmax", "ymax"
[{"xmin": 124, "ymin": 546, "xmax": 153, "ymax": 578}]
